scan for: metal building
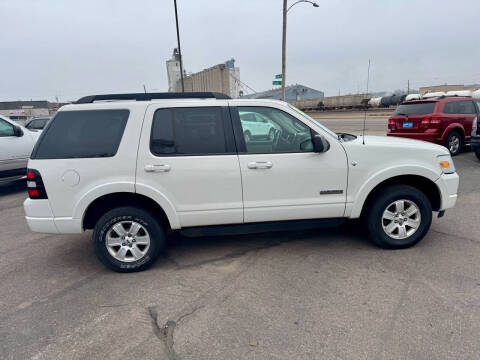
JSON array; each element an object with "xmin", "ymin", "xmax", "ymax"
[{"xmin": 241, "ymin": 84, "xmax": 324, "ymax": 101}]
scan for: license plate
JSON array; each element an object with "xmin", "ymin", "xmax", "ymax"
[{"xmin": 403, "ymin": 122, "xmax": 413, "ymax": 128}]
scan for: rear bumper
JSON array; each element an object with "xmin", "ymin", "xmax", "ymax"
[
  {"xmin": 24, "ymin": 198, "xmax": 83, "ymax": 234},
  {"xmin": 387, "ymin": 132, "xmax": 442, "ymax": 143},
  {"xmin": 435, "ymin": 173, "xmax": 459, "ymax": 211},
  {"xmin": 471, "ymin": 135, "xmax": 480, "ymax": 151}
]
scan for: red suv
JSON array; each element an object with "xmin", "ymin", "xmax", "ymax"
[{"xmin": 387, "ymin": 97, "xmax": 480, "ymax": 155}]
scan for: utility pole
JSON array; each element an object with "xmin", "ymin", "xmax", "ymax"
[
  {"xmin": 174, "ymin": 0, "xmax": 185, "ymax": 92},
  {"xmin": 407, "ymin": 79, "xmax": 410, "ymax": 94},
  {"xmin": 281, "ymin": 0, "xmax": 287, "ymax": 101},
  {"xmin": 143, "ymin": 84, "xmax": 147, "ymax": 93}
]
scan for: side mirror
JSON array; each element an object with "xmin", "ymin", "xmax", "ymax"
[
  {"xmin": 312, "ymin": 134, "xmax": 330, "ymax": 153},
  {"xmin": 13, "ymin": 125, "xmax": 24, "ymax": 137}
]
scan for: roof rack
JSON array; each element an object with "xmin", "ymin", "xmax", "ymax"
[{"xmin": 75, "ymin": 92, "xmax": 231, "ymax": 104}]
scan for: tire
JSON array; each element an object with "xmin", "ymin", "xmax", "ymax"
[
  {"xmin": 365, "ymin": 185, "xmax": 432, "ymax": 249},
  {"xmin": 93, "ymin": 206, "xmax": 165, "ymax": 272},
  {"xmin": 475, "ymin": 149, "xmax": 480, "ymax": 161},
  {"xmin": 445, "ymin": 131, "xmax": 463, "ymax": 156}
]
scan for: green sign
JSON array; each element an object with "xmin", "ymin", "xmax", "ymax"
[
  {"xmin": 275, "ymin": 74, "xmax": 283, "ymax": 79},
  {"xmin": 272, "ymin": 80, "xmax": 282, "ymax": 85}
]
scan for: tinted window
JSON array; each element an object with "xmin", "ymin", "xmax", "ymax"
[
  {"xmin": 32, "ymin": 110, "xmax": 129, "ymax": 159},
  {"xmin": 443, "ymin": 102, "xmax": 455, "ymax": 114},
  {"xmin": 393, "ymin": 102, "xmax": 436, "ymax": 116},
  {"xmin": 151, "ymin": 107, "xmax": 227, "ymax": 156},
  {"xmin": 27, "ymin": 119, "xmax": 48, "ymax": 129},
  {"xmin": 456, "ymin": 101, "xmax": 476, "ymax": 114},
  {"xmin": 0, "ymin": 118, "xmax": 14, "ymax": 137},
  {"xmin": 238, "ymin": 107, "xmax": 313, "ymax": 154}
]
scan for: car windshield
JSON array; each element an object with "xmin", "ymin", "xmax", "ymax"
[
  {"xmin": 393, "ymin": 102, "xmax": 436, "ymax": 116},
  {"xmin": 287, "ymin": 104, "xmax": 337, "ymax": 138}
]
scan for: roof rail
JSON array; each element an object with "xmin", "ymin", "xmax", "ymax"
[{"xmin": 75, "ymin": 92, "xmax": 231, "ymax": 104}]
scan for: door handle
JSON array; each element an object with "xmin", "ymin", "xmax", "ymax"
[
  {"xmin": 247, "ymin": 161, "xmax": 273, "ymax": 169},
  {"xmin": 145, "ymin": 164, "xmax": 171, "ymax": 173}
]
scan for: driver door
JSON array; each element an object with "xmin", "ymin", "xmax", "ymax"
[
  {"xmin": 0, "ymin": 117, "xmax": 31, "ymax": 174},
  {"xmin": 230, "ymin": 105, "xmax": 348, "ymax": 223}
]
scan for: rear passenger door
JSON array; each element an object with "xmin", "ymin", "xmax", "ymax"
[{"xmin": 136, "ymin": 102, "xmax": 243, "ymax": 228}]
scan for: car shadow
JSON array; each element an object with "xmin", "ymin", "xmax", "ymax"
[
  {"xmin": 0, "ymin": 179, "xmax": 27, "ymax": 197},
  {"xmin": 156, "ymin": 222, "xmax": 370, "ymax": 270}
]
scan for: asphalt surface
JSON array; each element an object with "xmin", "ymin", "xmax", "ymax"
[{"xmin": 1, "ymin": 116, "xmax": 480, "ymax": 360}]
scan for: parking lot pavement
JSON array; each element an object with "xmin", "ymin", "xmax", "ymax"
[{"xmin": 1, "ymin": 145, "xmax": 480, "ymax": 358}]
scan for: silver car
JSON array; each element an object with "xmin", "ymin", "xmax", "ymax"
[{"xmin": 0, "ymin": 115, "xmax": 40, "ymax": 183}]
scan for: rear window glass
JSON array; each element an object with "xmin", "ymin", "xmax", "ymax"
[
  {"xmin": 393, "ymin": 103, "xmax": 436, "ymax": 116},
  {"xmin": 32, "ymin": 110, "xmax": 129, "ymax": 159}
]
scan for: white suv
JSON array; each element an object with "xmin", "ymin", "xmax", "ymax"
[{"xmin": 24, "ymin": 92, "xmax": 459, "ymax": 272}]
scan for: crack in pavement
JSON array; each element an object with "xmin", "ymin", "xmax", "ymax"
[{"xmin": 148, "ymin": 305, "xmax": 204, "ymax": 360}]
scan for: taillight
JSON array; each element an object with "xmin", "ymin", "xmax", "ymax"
[
  {"xmin": 388, "ymin": 118, "xmax": 395, "ymax": 125},
  {"xmin": 26, "ymin": 169, "xmax": 48, "ymax": 199},
  {"xmin": 422, "ymin": 116, "xmax": 442, "ymax": 126},
  {"xmin": 473, "ymin": 116, "xmax": 478, "ymax": 135}
]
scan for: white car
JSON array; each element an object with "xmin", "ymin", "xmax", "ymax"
[
  {"xmin": 239, "ymin": 111, "xmax": 277, "ymax": 142},
  {"xmin": 0, "ymin": 115, "xmax": 40, "ymax": 183},
  {"xmin": 23, "ymin": 92, "xmax": 458, "ymax": 272}
]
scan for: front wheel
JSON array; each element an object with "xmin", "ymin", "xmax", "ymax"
[
  {"xmin": 93, "ymin": 206, "xmax": 165, "ymax": 272},
  {"xmin": 365, "ymin": 185, "xmax": 432, "ymax": 249}
]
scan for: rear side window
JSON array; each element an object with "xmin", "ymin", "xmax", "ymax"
[
  {"xmin": 32, "ymin": 110, "xmax": 129, "ymax": 159},
  {"xmin": 150, "ymin": 107, "xmax": 228, "ymax": 156},
  {"xmin": 444, "ymin": 101, "xmax": 476, "ymax": 114},
  {"xmin": 393, "ymin": 103, "xmax": 436, "ymax": 116}
]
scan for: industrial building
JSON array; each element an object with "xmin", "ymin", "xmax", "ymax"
[
  {"xmin": 241, "ymin": 84, "xmax": 324, "ymax": 102},
  {"xmin": 166, "ymin": 49, "xmax": 242, "ymax": 98}
]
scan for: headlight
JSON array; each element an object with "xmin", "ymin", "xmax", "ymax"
[{"xmin": 438, "ymin": 154, "xmax": 455, "ymax": 174}]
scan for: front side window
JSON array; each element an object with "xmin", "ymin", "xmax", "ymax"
[
  {"xmin": 237, "ymin": 107, "xmax": 313, "ymax": 154},
  {"xmin": 150, "ymin": 107, "xmax": 227, "ymax": 156},
  {"xmin": 0, "ymin": 118, "xmax": 15, "ymax": 137},
  {"xmin": 32, "ymin": 110, "xmax": 129, "ymax": 159}
]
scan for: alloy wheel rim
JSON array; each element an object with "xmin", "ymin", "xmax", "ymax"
[
  {"xmin": 449, "ymin": 136, "xmax": 460, "ymax": 153},
  {"xmin": 381, "ymin": 199, "xmax": 421, "ymax": 240},
  {"xmin": 105, "ymin": 221, "xmax": 150, "ymax": 262}
]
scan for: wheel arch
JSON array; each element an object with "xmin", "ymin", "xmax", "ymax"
[
  {"xmin": 83, "ymin": 192, "xmax": 174, "ymax": 231},
  {"xmin": 441, "ymin": 124, "xmax": 465, "ymax": 143},
  {"xmin": 358, "ymin": 175, "xmax": 442, "ymax": 219}
]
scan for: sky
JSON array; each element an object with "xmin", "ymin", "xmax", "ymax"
[{"xmin": 1, "ymin": 0, "xmax": 479, "ymax": 101}]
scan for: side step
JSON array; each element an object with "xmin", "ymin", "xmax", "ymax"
[{"xmin": 180, "ymin": 218, "xmax": 346, "ymax": 237}]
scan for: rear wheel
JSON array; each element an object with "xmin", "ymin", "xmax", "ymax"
[
  {"xmin": 365, "ymin": 185, "xmax": 432, "ymax": 249},
  {"xmin": 445, "ymin": 131, "xmax": 463, "ymax": 156},
  {"xmin": 93, "ymin": 206, "xmax": 165, "ymax": 272},
  {"xmin": 475, "ymin": 149, "xmax": 480, "ymax": 161}
]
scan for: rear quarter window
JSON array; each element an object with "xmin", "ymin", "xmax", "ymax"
[
  {"xmin": 32, "ymin": 109, "xmax": 129, "ymax": 159},
  {"xmin": 393, "ymin": 102, "xmax": 436, "ymax": 116}
]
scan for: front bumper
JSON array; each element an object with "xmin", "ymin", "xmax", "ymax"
[{"xmin": 434, "ymin": 173, "xmax": 459, "ymax": 211}]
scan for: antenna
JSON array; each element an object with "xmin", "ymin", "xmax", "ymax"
[{"xmin": 362, "ymin": 59, "xmax": 371, "ymax": 145}]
